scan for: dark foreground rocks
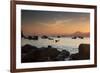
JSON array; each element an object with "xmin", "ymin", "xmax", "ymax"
[
  {"xmin": 70, "ymin": 44, "xmax": 90, "ymax": 60},
  {"xmin": 54, "ymin": 50, "xmax": 70, "ymax": 61},
  {"xmin": 21, "ymin": 44, "xmax": 90, "ymax": 63},
  {"xmin": 21, "ymin": 45, "xmax": 70, "ymax": 63}
]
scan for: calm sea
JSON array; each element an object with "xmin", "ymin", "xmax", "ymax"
[{"xmin": 21, "ymin": 37, "xmax": 90, "ymax": 54}]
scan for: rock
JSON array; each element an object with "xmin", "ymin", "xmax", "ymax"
[
  {"xmin": 21, "ymin": 49, "xmax": 38, "ymax": 62},
  {"xmin": 32, "ymin": 36, "xmax": 38, "ymax": 40},
  {"xmin": 57, "ymin": 36, "xmax": 61, "ymax": 38},
  {"xmin": 72, "ymin": 36, "xmax": 84, "ymax": 39},
  {"xmin": 21, "ymin": 45, "xmax": 61, "ymax": 62},
  {"xmin": 21, "ymin": 31, "xmax": 24, "ymax": 38},
  {"xmin": 48, "ymin": 37, "xmax": 54, "ymax": 40},
  {"xmin": 21, "ymin": 31, "xmax": 26, "ymax": 38},
  {"xmin": 78, "ymin": 44, "xmax": 90, "ymax": 59},
  {"xmin": 37, "ymin": 46, "xmax": 60, "ymax": 61},
  {"xmin": 47, "ymin": 45, "xmax": 52, "ymax": 48},
  {"xmin": 55, "ymin": 40, "xmax": 59, "ymax": 43},
  {"xmin": 72, "ymin": 36, "xmax": 77, "ymax": 39},
  {"xmin": 54, "ymin": 50, "xmax": 70, "ymax": 61},
  {"xmin": 28, "ymin": 36, "xmax": 32, "ymax": 40},
  {"xmin": 21, "ymin": 44, "xmax": 38, "ymax": 62},
  {"xmin": 25, "ymin": 35, "xmax": 39, "ymax": 40},
  {"xmin": 70, "ymin": 44, "xmax": 90, "ymax": 60},
  {"xmin": 78, "ymin": 36, "xmax": 84, "ymax": 39},
  {"xmin": 21, "ymin": 44, "xmax": 37, "ymax": 53},
  {"xmin": 41, "ymin": 35, "xmax": 48, "ymax": 39},
  {"xmin": 70, "ymin": 53, "xmax": 80, "ymax": 60}
]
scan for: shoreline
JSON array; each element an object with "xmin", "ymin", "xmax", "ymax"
[{"xmin": 21, "ymin": 44, "xmax": 90, "ymax": 63}]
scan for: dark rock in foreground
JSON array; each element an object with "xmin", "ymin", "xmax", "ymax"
[
  {"xmin": 21, "ymin": 45, "xmax": 38, "ymax": 62},
  {"xmin": 70, "ymin": 44, "xmax": 90, "ymax": 60},
  {"xmin": 21, "ymin": 44, "xmax": 37, "ymax": 53},
  {"xmin": 54, "ymin": 50, "xmax": 70, "ymax": 61},
  {"xmin": 21, "ymin": 44, "xmax": 70, "ymax": 63},
  {"xmin": 21, "ymin": 44, "xmax": 90, "ymax": 63}
]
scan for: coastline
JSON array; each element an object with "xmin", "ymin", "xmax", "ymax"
[{"xmin": 21, "ymin": 44, "xmax": 90, "ymax": 63}]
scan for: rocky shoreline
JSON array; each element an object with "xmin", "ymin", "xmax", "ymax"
[{"xmin": 21, "ymin": 44, "xmax": 90, "ymax": 63}]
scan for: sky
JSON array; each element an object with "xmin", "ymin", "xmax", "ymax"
[{"xmin": 21, "ymin": 10, "xmax": 90, "ymax": 36}]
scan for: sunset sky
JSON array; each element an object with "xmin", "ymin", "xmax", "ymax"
[{"xmin": 21, "ymin": 10, "xmax": 90, "ymax": 36}]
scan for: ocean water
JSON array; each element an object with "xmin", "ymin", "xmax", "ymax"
[{"xmin": 21, "ymin": 37, "xmax": 90, "ymax": 54}]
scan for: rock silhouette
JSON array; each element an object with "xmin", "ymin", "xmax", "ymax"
[
  {"xmin": 72, "ymin": 36, "xmax": 77, "ymax": 39},
  {"xmin": 21, "ymin": 31, "xmax": 39, "ymax": 40},
  {"xmin": 41, "ymin": 35, "xmax": 48, "ymax": 39},
  {"xmin": 78, "ymin": 36, "xmax": 84, "ymax": 39},
  {"xmin": 54, "ymin": 50, "xmax": 70, "ymax": 61},
  {"xmin": 21, "ymin": 44, "xmax": 90, "ymax": 63},
  {"xmin": 32, "ymin": 36, "xmax": 38, "ymax": 40},
  {"xmin": 55, "ymin": 40, "xmax": 59, "ymax": 43},
  {"xmin": 72, "ymin": 36, "xmax": 84, "ymax": 39},
  {"xmin": 48, "ymin": 37, "xmax": 54, "ymax": 40},
  {"xmin": 21, "ymin": 45, "xmax": 64, "ymax": 62},
  {"xmin": 70, "ymin": 44, "xmax": 90, "ymax": 60},
  {"xmin": 57, "ymin": 36, "xmax": 61, "ymax": 38}
]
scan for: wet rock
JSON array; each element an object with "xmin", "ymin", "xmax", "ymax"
[
  {"xmin": 41, "ymin": 35, "xmax": 48, "ymax": 39},
  {"xmin": 21, "ymin": 44, "xmax": 39, "ymax": 62},
  {"xmin": 78, "ymin": 44, "xmax": 90, "ymax": 59},
  {"xmin": 21, "ymin": 45, "xmax": 61, "ymax": 62},
  {"xmin": 36, "ymin": 46, "xmax": 60, "ymax": 61},
  {"xmin": 55, "ymin": 40, "xmax": 59, "ymax": 43},
  {"xmin": 21, "ymin": 44, "xmax": 37, "ymax": 53},
  {"xmin": 57, "ymin": 36, "xmax": 61, "ymax": 38},
  {"xmin": 72, "ymin": 36, "xmax": 77, "ymax": 39},
  {"xmin": 48, "ymin": 37, "xmax": 54, "ymax": 40},
  {"xmin": 70, "ymin": 44, "xmax": 90, "ymax": 60},
  {"xmin": 78, "ymin": 36, "xmax": 84, "ymax": 39},
  {"xmin": 32, "ymin": 36, "xmax": 38, "ymax": 40},
  {"xmin": 28, "ymin": 36, "xmax": 33, "ymax": 40},
  {"xmin": 54, "ymin": 50, "xmax": 70, "ymax": 61}
]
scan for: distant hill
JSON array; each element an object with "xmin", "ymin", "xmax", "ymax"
[
  {"xmin": 61, "ymin": 31, "xmax": 90, "ymax": 37},
  {"xmin": 70, "ymin": 31, "xmax": 90, "ymax": 37},
  {"xmin": 22, "ymin": 31, "xmax": 90, "ymax": 37}
]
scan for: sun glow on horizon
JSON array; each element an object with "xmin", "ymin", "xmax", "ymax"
[{"xmin": 21, "ymin": 10, "xmax": 90, "ymax": 36}]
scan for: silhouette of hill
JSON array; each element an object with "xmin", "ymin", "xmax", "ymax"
[
  {"xmin": 71, "ymin": 31, "xmax": 90, "ymax": 37},
  {"xmin": 61, "ymin": 31, "xmax": 90, "ymax": 37}
]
